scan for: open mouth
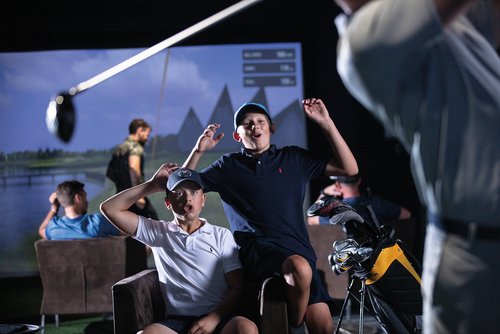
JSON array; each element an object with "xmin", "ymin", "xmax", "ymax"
[{"xmin": 184, "ymin": 204, "xmax": 193, "ymax": 213}]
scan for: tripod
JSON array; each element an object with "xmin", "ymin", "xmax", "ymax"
[
  {"xmin": 334, "ymin": 265, "xmax": 379, "ymax": 334},
  {"xmin": 329, "ymin": 248, "xmax": 379, "ymax": 334}
]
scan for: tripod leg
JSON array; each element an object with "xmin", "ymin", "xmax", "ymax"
[
  {"xmin": 335, "ymin": 278, "xmax": 355, "ymax": 334},
  {"xmin": 359, "ymin": 280, "xmax": 366, "ymax": 334}
]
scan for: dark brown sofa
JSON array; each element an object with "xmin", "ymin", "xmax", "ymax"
[
  {"xmin": 112, "ymin": 222, "xmax": 417, "ymax": 334},
  {"xmin": 35, "ymin": 236, "xmax": 147, "ymax": 331},
  {"xmin": 112, "ymin": 269, "xmax": 288, "ymax": 334},
  {"xmin": 112, "ymin": 269, "xmax": 165, "ymax": 334},
  {"xmin": 111, "ymin": 225, "xmax": 354, "ymax": 334}
]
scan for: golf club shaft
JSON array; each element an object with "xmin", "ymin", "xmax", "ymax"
[{"xmin": 69, "ymin": 0, "xmax": 263, "ymax": 95}]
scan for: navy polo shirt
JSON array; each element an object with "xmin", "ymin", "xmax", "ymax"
[{"xmin": 200, "ymin": 145, "xmax": 329, "ymax": 263}]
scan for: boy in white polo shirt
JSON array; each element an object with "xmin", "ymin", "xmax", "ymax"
[{"xmin": 100, "ymin": 163, "xmax": 257, "ymax": 334}]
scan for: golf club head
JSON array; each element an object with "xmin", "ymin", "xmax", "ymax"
[
  {"xmin": 354, "ymin": 247, "xmax": 373, "ymax": 262},
  {"xmin": 328, "ymin": 247, "xmax": 355, "ymax": 275},
  {"xmin": 307, "ymin": 195, "xmax": 365, "ymax": 227},
  {"xmin": 46, "ymin": 92, "xmax": 76, "ymax": 143},
  {"xmin": 329, "ymin": 256, "xmax": 352, "ymax": 275},
  {"xmin": 329, "ymin": 209, "xmax": 365, "ymax": 226},
  {"xmin": 332, "ymin": 238, "xmax": 359, "ymax": 252}
]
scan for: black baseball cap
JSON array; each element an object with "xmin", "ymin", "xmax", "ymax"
[
  {"xmin": 166, "ymin": 168, "xmax": 204, "ymax": 192},
  {"xmin": 233, "ymin": 102, "xmax": 272, "ymax": 130}
]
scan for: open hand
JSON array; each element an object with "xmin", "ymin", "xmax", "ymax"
[
  {"xmin": 149, "ymin": 163, "xmax": 179, "ymax": 191},
  {"xmin": 302, "ymin": 98, "xmax": 330, "ymax": 124},
  {"xmin": 195, "ymin": 123, "xmax": 224, "ymax": 153}
]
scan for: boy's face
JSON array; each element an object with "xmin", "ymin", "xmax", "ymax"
[
  {"xmin": 166, "ymin": 181, "xmax": 205, "ymax": 220},
  {"xmin": 234, "ymin": 112, "xmax": 274, "ymax": 152}
]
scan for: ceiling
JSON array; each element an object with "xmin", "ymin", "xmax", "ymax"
[{"xmin": 2, "ymin": 0, "xmax": 342, "ymax": 52}]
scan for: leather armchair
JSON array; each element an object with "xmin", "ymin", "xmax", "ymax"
[
  {"xmin": 35, "ymin": 236, "xmax": 148, "ymax": 331},
  {"xmin": 112, "ymin": 270, "xmax": 288, "ymax": 334}
]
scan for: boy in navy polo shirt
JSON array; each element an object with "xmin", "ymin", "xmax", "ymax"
[{"xmin": 183, "ymin": 98, "xmax": 358, "ymax": 333}]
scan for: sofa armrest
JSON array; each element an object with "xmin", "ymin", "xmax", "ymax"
[
  {"xmin": 259, "ymin": 276, "xmax": 288, "ymax": 334},
  {"xmin": 112, "ymin": 269, "xmax": 165, "ymax": 334}
]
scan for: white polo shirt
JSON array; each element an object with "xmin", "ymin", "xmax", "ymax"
[{"xmin": 135, "ymin": 216, "xmax": 242, "ymax": 316}]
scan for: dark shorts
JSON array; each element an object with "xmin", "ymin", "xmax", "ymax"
[
  {"xmin": 237, "ymin": 236, "xmax": 332, "ymax": 305},
  {"xmin": 157, "ymin": 314, "xmax": 233, "ymax": 334}
]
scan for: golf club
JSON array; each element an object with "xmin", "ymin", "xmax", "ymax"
[{"xmin": 46, "ymin": 0, "xmax": 263, "ymax": 143}]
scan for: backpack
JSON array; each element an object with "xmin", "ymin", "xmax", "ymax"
[{"xmin": 106, "ymin": 151, "xmax": 132, "ymax": 191}]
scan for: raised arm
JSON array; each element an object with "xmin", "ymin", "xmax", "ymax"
[
  {"xmin": 183, "ymin": 123, "xmax": 224, "ymax": 169},
  {"xmin": 38, "ymin": 192, "xmax": 60, "ymax": 239},
  {"xmin": 100, "ymin": 163, "xmax": 178, "ymax": 235},
  {"xmin": 302, "ymin": 98, "xmax": 358, "ymax": 177}
]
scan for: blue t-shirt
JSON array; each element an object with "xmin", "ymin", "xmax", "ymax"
[
  {"xmin": 200, "ymin": 145, "xmax": 329, "ymax": 263},
  {"xmin": 45, "ymin": 213, "xmax": 121, "ymax": 240}
]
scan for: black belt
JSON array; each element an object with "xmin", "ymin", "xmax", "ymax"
[{"xmin": 441, "ymin": 218, "xmax": 500, "ymax": 241}]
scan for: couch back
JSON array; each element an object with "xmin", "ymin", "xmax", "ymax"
[
  {"xmin": 307, "ymin": 224, "xmax": 349, "ymax": 300},
  {"xmin": 35, "ymin": 236, "xmax": 147, "ymax": 315}
]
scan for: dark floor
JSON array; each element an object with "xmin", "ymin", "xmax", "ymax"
[
  {"xmin": 1, "ymin": 275, "xmax": 43, "ymax": 324},
  {"xmin": 336, "ymin": 314, "xmax": 385, "ymax": 334},
  {"xmin": 0, "ymin": 253, "xmax": 156, "ymax": 324},
  {"xmin": 0, "ymin": 275, "xmax": 110, "ymax": 334}
]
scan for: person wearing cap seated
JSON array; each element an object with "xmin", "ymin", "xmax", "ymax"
[
  {"xmin": 100, "ymin": 164, "xmax": 258, "ymax": 334},
  {"xmin": 182, "ymin": 98, "xmax": 358, "ymax": 334},
  {"xmin": 307, "ymin": 174, "xmax": 411, "ymax": 226},
  {"xmin": 38, "ymin": 180, "xmax": 121, "ymax": 240}
]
